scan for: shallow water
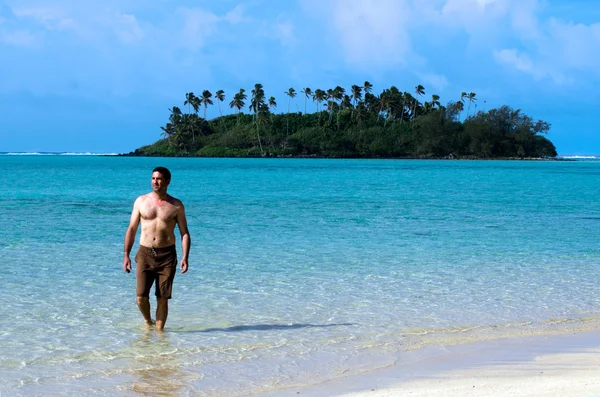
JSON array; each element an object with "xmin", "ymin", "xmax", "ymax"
[{"xmin": 1, "ymin": 156, "xmax": 600, "ymax": 396}]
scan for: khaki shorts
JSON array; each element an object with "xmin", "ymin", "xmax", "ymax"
[{"xmin": 135, "ymin": 245, "xmax": 177, "ymax": 299}]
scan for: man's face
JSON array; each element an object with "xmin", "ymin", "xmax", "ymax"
[{"xmin": 151, "ymin": 171, "xmax": 169, "ymax": 192}]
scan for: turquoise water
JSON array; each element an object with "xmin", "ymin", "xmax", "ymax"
[{"xmin": 1, "ymin": 156, "xmax": 600, "ymax": 396}]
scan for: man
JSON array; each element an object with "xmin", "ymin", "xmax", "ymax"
[{"xmin": 122, "ymin": 166, "xmax": 191, "ymax": 331}]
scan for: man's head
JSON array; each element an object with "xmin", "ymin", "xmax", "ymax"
[{"xmin": 151, "ymin": 166, "xmax": 171, "ymax": 193}]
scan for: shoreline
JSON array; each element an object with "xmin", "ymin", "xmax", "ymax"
[
  {"xmin": 257, "ymin": 329, "xmax": 600, "ymax": 397},
  {"xmin": 118, "ymin": 150, "xmax": 565, "ymax": 161}
]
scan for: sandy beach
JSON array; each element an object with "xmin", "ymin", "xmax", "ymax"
[
  {"xmin": 340, "ymin": 346, "xmax": 600, "ymax": 397},
  {"xmin": 262, "ymin": 330, "xmax": 600, "ymax": 397}
]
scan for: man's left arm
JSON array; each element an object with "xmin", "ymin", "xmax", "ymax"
[{"xmin": 177, "ymin": 202, "xmax": 191, "ymax": 274}]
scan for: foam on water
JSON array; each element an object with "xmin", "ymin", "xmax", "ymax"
[{"xmin": 1, "ymin": 156, "xmax": 600, "ymax": 396}]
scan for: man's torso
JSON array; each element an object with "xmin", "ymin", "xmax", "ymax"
[{"xmin": 138, "ymin": 193, "xmax": 180, "ymax": 248}]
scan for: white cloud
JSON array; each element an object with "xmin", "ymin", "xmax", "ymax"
[
  {"xmin": 0, "ymin": 28, "xmax": 38, "ymax": 46},
  {"xmin": 493, "ymin": 49, "xmax": 535, "ymax": 72},
  {"xmin": 416, "ymin": 72, "xmax": 449, "ymax": 91},
  {"xmin": 302, "ymin": 0, "xmax": 414, "ymax": 68},
  {"xmin": 113, "ymin": 13, "xmax": 144, "ymax": 44},
  {"xmin": 11, "ymin": 6, "xmax": 74, "ymax": 31},
  {"xmin": 493, "ymin": 16, "xmax": 600, "ymax": 84},
  {"xmin": 176, "ymin": 8, "xmax": 221, "ymax": 51},
  {"xmin": 335, "ymin": 0, "xmax": 413, "ymax": 67},
  {"xmin": 275, "ymin": 19, "xmax": 294, "ymax": 47},
  {"xmin": 224, "ymin": 4, "xmax": 247, "ymax": 24}
]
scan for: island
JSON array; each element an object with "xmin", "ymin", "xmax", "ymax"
[{"xmin": 125, "ymin": 83, "xmax": 557, "ymax": 159}]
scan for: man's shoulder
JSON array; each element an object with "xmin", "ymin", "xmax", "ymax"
[
  {"xmin": 137, "ymin": 193, "xmax": 152, "ymax": 201},
  {"xmin": 167, "ymin": 194, "xmax": 184, "ymax": 207},
  {"xmin": 134, "ymin": 193, "xmax": 152, "ymax": 204}
]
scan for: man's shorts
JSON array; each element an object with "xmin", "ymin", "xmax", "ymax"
[{"xmin": 135, "ymin": 245, "xmax": 177, "ymax": 299}]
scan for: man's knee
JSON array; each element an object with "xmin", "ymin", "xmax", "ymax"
[
  {"xmin": 136, "ymin": 296, "xmax": 149, "ymax": 305},
  {"xmin": 156, "ymin": 297, "xmax": 169, "ymax": 306}
]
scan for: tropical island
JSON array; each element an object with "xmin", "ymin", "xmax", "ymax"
[{"xmin": 126, "ymin": 83, "xmax": 557, "ymax": 159}]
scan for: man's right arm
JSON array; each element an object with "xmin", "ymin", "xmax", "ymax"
[{"xmin": 123, "ymin": 197, "xmax": 142, "ymax": 273}]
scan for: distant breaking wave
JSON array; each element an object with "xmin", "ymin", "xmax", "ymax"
[
  {"xmin": 559, "ymin": 155, "xmax": 600, "ymax": 160},
  {"xmin": 1, "ymin": 152, "xmax": 119, "ymax": 156}
]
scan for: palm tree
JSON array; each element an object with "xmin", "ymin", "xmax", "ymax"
[
  {"xmin": 351, "ymin": 84, "xmax": 362, "ymax": 108},
  {"xmin": 215, "ymin": 89, "xmax": 225, "ymax": 119},
  {"xmin": 377, "ymin": 90, "xmax": 390, "ymax": 124},
  {"xmin": 229, "ymin": 89, "xmax": 247, "ymax": 124},
  {"xmin": 268, "ymin": 96, "xmax": 277, "ymax": 111},
  {"xmin": 313, "ymin": 89, "xmax": 325, "ymax": 113},
  {"xmin": 467, "ymin": 92, "xmax": 477, "ymax": 117},
  {"xmin": 250, "ymin": 83, "xmax": 265, "ymax": 122},
  {"xmin": 200, "ymin": 90, "xmax": 213, "ymax": 120},
  {"xmin": 181, "ymin": 113, "xmax": 196, "ymax": 142},
  {"xmin": 285, "ymin": 87, "xmax": 296, "ymax": 112},
  {"xmin": 363, "ymin": 81, "xmax": 373, "ymax": 95},
  {"xmin": 403, "ymin": 92, "xmax": 415, "ymax": 120},
  {"xmin": 412, "ymin": 85, "xmax": 425, "ymax": 127},
  {"xmin": 399, "ymin": 92, "xmax": 408, "ymax": 123},
  {"xmin": 302, "ymin": 87, "xmax": 312, "ymax": 115},
  {"xmin": 161, "ymin": 107, "xmax": 182, "ymax": 147},
  {"xmin": 459, "ymin": 92, "xmax": 468, "ymax": 120},
  {"xmin": 250, "ymin": 84, "xmax": 266, "ymax": 154},
  {"xmin": 430, "ymin": 94, "xmax": 440, "ymax": 109},
  {"xmin": 184, "ymin": 92, "xmax": 196, "ymax": 114},
  {"xmin": 255, "ymin": 103, "xmax": 271, "ymax": 154},
  {"xmin": 341, "ymin": 94, "xmax": 352, "ymax": 109},
  {"xmin": 285, "ymin": 87, "xmax": 296, "ymax": 137},
  {"xmin": 456, "ymin": 101, "xmax": 465, "ymax": 121},
  {"xmin": 326, "ymin": 88, "xmax": 335, "ymax": 124},
  {"xmin": 191, "ymin": 96, "xmax": 200, "ymax": 116}
]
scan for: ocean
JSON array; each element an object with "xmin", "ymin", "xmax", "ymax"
[{"xmin": 1, "ymin": 155, "xmax": 600, "ymax": 396}]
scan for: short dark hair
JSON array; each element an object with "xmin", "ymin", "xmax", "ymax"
[{"xmin": 152, "ymin": 166, "xmax": 171, "ymax": 181}]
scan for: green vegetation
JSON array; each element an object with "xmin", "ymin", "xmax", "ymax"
[{"xmin": 129, "ymin": 83, "xmax": 557, "ymax": 159}]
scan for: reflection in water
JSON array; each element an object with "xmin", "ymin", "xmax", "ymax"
[{"xmin": 127, "ymin": 330, "xmax": 199, "ymax": 397}]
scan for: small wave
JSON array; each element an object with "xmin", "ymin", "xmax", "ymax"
[
  {"xmin": 559, "ymin": 155, "xmax": 600, "ymax": 160},
  {"xmin": 60, "ymin": 152, "xmax": 119, "ymax": 156}
]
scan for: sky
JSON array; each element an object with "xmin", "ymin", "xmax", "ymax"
[{"xmin": 1, "ymin": 0, "xmax": 599, "ymax": 155}]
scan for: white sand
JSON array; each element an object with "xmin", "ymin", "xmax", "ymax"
[
  {"xmin": 339, "ymin": 347, "xmax": 600, "ymax": 397},
  {"xmin": 262, "ymin": 331, "xmax": 600, "ymax": 397}
]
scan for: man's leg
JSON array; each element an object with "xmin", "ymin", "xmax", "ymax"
[
  {"xmin": 135, "ymin": 249, "xmax": 155, "ymax": 327},
  {"xmin": 137, "ymin": 296, "xmax": 155, "ymax": 327},
  {"xmin": 156, "ymin": 298, "xmax": 169, "ymax": 331}
]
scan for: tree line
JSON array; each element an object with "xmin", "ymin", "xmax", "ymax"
[{"xmin": 130, "ymin": 82, "xmax": 557, "ymax": 159}]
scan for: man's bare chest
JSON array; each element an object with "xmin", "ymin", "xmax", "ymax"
[{"xmin": 140, "ymin": 201, "xmax": 177, "ymax": 221}]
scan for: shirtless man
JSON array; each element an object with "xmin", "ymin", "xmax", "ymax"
[{"xmin": 122, "ymin": 167, "xmax": 191, "ymax": 331}]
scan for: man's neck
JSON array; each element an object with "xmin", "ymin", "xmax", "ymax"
[{"xmin": 151, "ymin": 191, "xmax": 168, "ymax": 200}]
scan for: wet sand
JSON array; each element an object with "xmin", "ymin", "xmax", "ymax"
[{"xmin": 261, "ymin": 330, "xmax": 600, "ymax": 397}]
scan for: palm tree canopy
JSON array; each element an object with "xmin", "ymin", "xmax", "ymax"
[
  {"xmin": 415, "ymin": 85, "xmax": 425, "ymax": 97},
  {"xmin": 351, "ymin": 85, "xmax": 362, "ymax": 103},
  {"xmin": 285, "ymin": 88, "xmax": 297, "ymax": 98},
  {"xmin": 201, "ymin": 90, "xmax": 213, "ymax": 105},
  {"xmin": 191, "ymin": 96, "xmax": 200, "ymax": 114},
  {"xmin": 268, "ymin": 96, "xmax": 277, "ymax": 109},
  {"xmin": 184, "ymin": 92, "xmax": 197, "ymax": 113}
]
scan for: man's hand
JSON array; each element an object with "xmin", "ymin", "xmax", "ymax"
[
  {"xmin": 180, "ymin": 258, "xmax": 189, "ymax": 274},
  {"xmin": 123, "ymin": 257, "xmax": 132, "ymax": 273}
]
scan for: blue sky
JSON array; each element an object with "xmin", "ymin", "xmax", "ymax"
[{"xmin": 1, "ymin": 0, "xmax": 599, "ymax": 154}]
